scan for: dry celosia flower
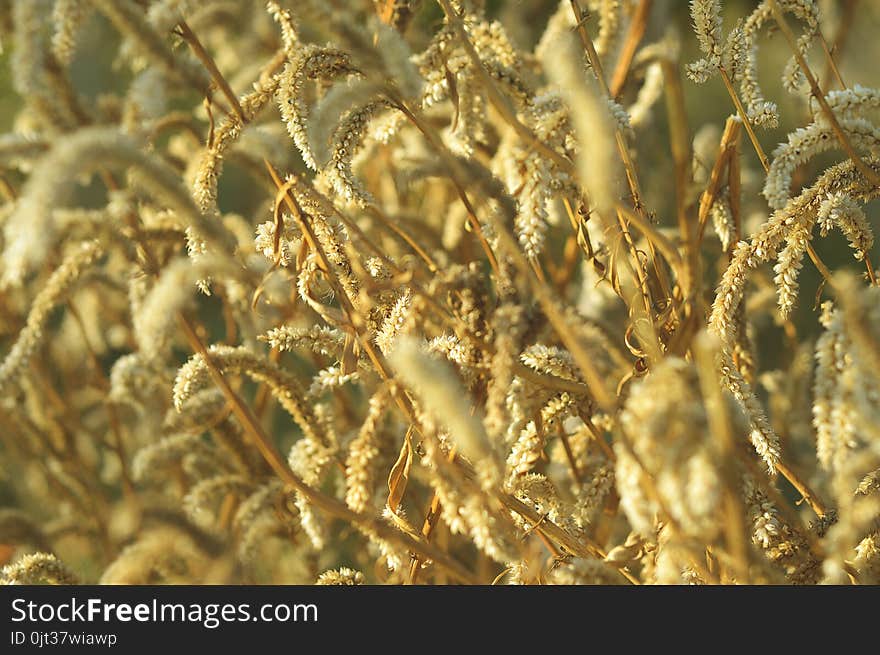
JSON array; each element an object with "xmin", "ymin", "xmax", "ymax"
[
  {"xmin": 0, "ymin": 0, "xmax": 878, "ymax": 587},
  {"xmin": 316, "ymin": 567, "xmax": 365, "ymax": 585},
  {"xmin": 1, "ymin": 552, "xmax": 78, "ymax": 585}
]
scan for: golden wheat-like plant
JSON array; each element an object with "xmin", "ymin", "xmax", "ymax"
[{"xmin": 1, "ymin": 0, "xmax": 879, "ymax": 585}]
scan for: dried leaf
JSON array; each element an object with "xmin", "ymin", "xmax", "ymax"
[{"xmin": 387, "ymin": 427, "xmax": 414, "ymax": 512}]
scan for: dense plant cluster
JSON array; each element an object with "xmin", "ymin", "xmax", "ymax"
[{"xmin": 0, "ymin": 0, "xmax": 878, "ymax": 585}]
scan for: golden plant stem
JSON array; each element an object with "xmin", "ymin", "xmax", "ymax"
[
  {"xmin": 579, "ymin": 412, "xmax": 617, "ymax": 461},
  {"xmin": 693, "ymin": 336, "xmax": 751, "ymax": 583},
  {"xmin": 818, "ymin": 32, "xmax": 846, "ymax": 90},
  {"xmin": 768, "ymin": 0, "xmax": 880, "ymax": 189},
  {"xmin": 535, "ymin": 529, "xmax": 563, "ymax": 561},
  {"xmin": 865, "ymin": 258, "xmax": 878, "ymax": 286},
  {"xmin": 612, "ymin": 209, "xmax": 659, "ymax": 340},
  {"xmin": 563, "ymin": 197, "xmax": 593, "ymax": 257},
  {"xmin": 148, "ymin": 111, "xmax": 204, "ymax": 144},
  {"xmin": 552, "ymin": 233, "xmax": 582, "ymax": 291},
  {"xmin": 615, "ymin": 204, "xmax": 685, "ymax": 278},
  {"xmin": 806, "ymin": 243, "xmax": 834, "ymax": 286},
  {"xmin": 410, "ymin": 491, "xmax": 443, "ymax": 583},
  {"xmin": 821, "ymin": 0, "xmax": 857, "ymax": 91},
  {"xmin": 609, "ymin": 0, "xmax": 654, "ymax": 98},
  {"xmin": 209, "ymin": 493, "xmax": 236, "ymax": 534},
  {"xmin": 727, "ymin": 132, "xmax": 743, "ymax": 251},
  {"xmin": 204, "ymin": 96, "xmax": 216, "ymax": 148},
  {"xmin": 774, "ymin": 460, "xmax": 829, "ymax": 518},
  {"xmin": 661, "ymin": 58, "xmax": 698, "ymax": 301},
  {"xmin": 719, "ymin": 68, "xmax": 770, "ymax": 172},
  {"xmin": 698, "ymin": 116, "xmax": 742, "ymax": 242},
  {"xmin": 252, "ymin": 347, "xmax": 283, "ymax": 419},
  {"xmin": 366, "ymin": 206, "xmax": 440, "ymax": 272},
  {"xmin": 557, "ymin": 425, "xmax": 583, "ymax": 485},
  {"xmin": 176, "ymin": 21, "xmax": 246, "ymax": 123}
]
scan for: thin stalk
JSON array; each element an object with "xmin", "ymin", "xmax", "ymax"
[
  {"xmin": 615, "ymin": 204, "xmax": 685, "ymax": 279},
  {"xmin": 774, "ymin": 459, "xmax": 829, "ymax": 519},
  {"xmin": 719, "ymin": 68, "xmax": 770, "ymax": 172},
  {"xmin": 693, "ymin": 335, "xmax": 751, "ymax": 583},
  {"xmin": 806, "ymin": 243, "xmax": 834, "ymax": 286},
  {"xmin": 609, "ymin": 0, "xmax": 654, "ymax": 98},
  {"xmin": 176, "ymin": 21, "xmax": 246, "ymax": 122},
  {"xmin": 818, "ymin": 32, "xmax": 846, "ymax": 90},
  {"xmin": 821, "ymin": 0, "xmax": 857, "ymax": 92},
  {"xmin": 661, "ymin": 57, "xmax": 697, "ymax": 300},
  {"xmin": 727, "ymin": 132, "xmax": 743, "ymax": 251},
  {"xmin": 392, "ymin": 101, "xmax": 502, "ymax": 278},
  {"xmin": 698, "ymin": 116, "xmax": 742, "ymax": 242}
]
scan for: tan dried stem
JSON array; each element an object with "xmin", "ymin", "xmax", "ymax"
[
  {"xmin": 821, "ymin": 0, "xmax": 857, "ymax": 92},
  {"xmin": 698, "ymin": 117, "xmax": 742, "ymax": 243},
  {"xmin": 719, "ymin": 68, "xmax": 770, "ymax": 172},
  {"xmin": 609, "ymin": 0, "xmax": 654, "ymax": 98},
  {"xmin": 818, "ymin": 32, "xmax": 846, "ymax": 91},
  {"xmin": 175, "ymin": 21, "xmax": 246, "ymax": 124},
  {"xmin": 693, "ymin": 334, "xmax": 751, "ymax": 582},
  {"xmin": 661, "ymin": 57, "xmax": 698, "ymax": 301}
]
